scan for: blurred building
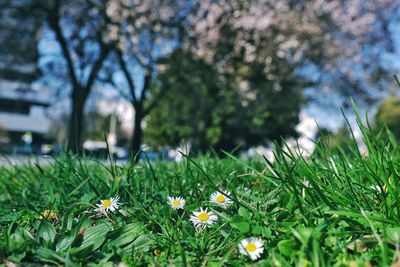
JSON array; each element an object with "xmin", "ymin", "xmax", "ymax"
[
  {"xmin": 0, "ymin": 0, "xmax": 49, "ymax": 153},
  {"xmin": 0, "ymin": 89, "xmax": 50, "ymax": 153}
]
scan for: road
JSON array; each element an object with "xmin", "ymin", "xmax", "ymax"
[
  {"xmin": 0, "ymin": 155, "xmax": 54, "ymax": 166},
  {"xmin": 0, "ymin": 155, "xmax": 131, "ymax": 167}
]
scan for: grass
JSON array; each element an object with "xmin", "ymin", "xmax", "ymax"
[{"xmin": 1, "ymin": 116, "xmax": 400, "ymax": 266}]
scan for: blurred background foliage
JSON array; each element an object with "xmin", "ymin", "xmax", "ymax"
[
  {"xmin": 376, "ymin": 96, "xmax": 400, "ymax": 141},
  {"xmin": 0, "ymin": 0, "xmax": 400, "ymax": 157},
  {"xmin": 145, "ymin": 49, "xmax": 303, "ymax": 153}
]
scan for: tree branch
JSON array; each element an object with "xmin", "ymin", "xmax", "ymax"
[
  {"xmin": 140, "ymin": 67, "xmax": 153, "ymax": 103},
  {"xmin": 143, "ymin": 87, "xmax": 167, "ymax": 116},
  {"xmin": 18, "ymin": 0, "xmax": 51, "ymax": 14},
  {"xmin": 117, "ymin": 50, "xmax": 138, "ymax": 106},
  {"xmin": 84, "ymin": 43, "xmax": 112, "ymax": 97},
  {"xmin": 47, "ymin": 2, "xmax": 79, "ymax": 90}
]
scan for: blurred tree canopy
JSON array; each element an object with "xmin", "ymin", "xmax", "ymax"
[
  {"xmin": 188, "ymin": 0, "xmax": 399, "ymax": 104},
  {"xmin": 147, "ymin": 0, "xmax": 399, "ymax": 152},
  {"xmin": 375, "ymin": 96, "xmax": 400, "ymax": 140},
  {"xmin": 145, "ymin": 48, "xmax": 303, "ymax": 152},
  {"xmin": 103, "ymin": 0, "xmax": 189, "ymax": 160}
]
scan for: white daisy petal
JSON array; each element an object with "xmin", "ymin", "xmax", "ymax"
[
  {"xmin": 239, "ymin": 237, "xmax": 264, "ymax": 261},
  {"xmin": 190, "ymin": 208, "xmax": 218, "ymax": 229},
  {"xmin": 209, "ymin": 190, "xmax": 233, "ymax": 208},
  {"xmin": 168, "ymin": 196, "xmax": 186, "ymax": 210},
  {"xmin": 95, "ymin": 196, "xmax": 120, "ymax": 215}
]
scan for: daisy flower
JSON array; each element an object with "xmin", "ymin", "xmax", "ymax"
[
  {"xmin": 190, "ymin": 208, "xmax": 218, "ymax": 229},
  {"xmin": 238, "ymin": 237, "xmax": 264, "ymax": 261},
  {"xmin": 370, "ymin": 184, "xmax": 387, "ymax": 193},
  {"xmin": 168, "ymin": 196, "xmax": 186, "ymax": 210},
  {"xmin": 209, "ymin": 190, "xmax": 233, "ymax": 208},
  {"xmin": 96, "ymin": 196, "xmax": 119, "ymax": 214}
]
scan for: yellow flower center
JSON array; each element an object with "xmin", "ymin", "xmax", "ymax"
[
  {"xmin": 216, "ymin": 195, "xmax": 225, "ymax": 203},
  {"xmin": 102, "ymin": 199, "xmax": 112, "ymax": 208},
  {"xmin": 198, "ymin": 213, "xmax": 209, "ymax": 222},
  {"xmin": 246, "ymin": 243, "xmax": 257, "ymax": 253},
  {"xmin": 172, "ymin": 200, "xmax": 181, "ymax": 206}
]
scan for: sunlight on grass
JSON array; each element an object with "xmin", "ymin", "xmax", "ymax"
[{"xmin": 1, "ymin": 114, "xmax": 400, "ymax": 266}]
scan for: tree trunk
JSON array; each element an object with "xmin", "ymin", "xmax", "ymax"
[
  {"xmin": 67, "ymin": 88, "xmax": 86, "ymax": 154},
  {"xmin": 130, "ymin": 105, "xmax": 143, "ymax": 162}
]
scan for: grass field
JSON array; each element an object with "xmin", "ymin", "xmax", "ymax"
[{"xmin": 1, "ymin": 117, "xmax": 400, "ymax": 266}]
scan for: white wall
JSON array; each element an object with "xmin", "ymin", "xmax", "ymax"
[{"xmin": 0, "ymin": 105, "xmax": 50, "ymax": 133}]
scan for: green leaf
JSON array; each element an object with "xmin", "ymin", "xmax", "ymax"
[
  {"xmin": 69, "ymin": 222, "xmax": 111, "ymax": 258},
  {"xmin": 64, "ymin": 211, "xmax": 76, "ymax": 232},
  {"xmin": 81, "ymin": 223, "xmax": 111, "ymax": 250},
  {"xmin": 277, "ymin": 239, "xmax": 297, "ymax": 257},
  {"xmin": 35, "ymin": 248, "xmax": 66, "ymax": 265},
  {"xmin": 386, "ymin": 227, "xmax": 400, "ymax": 243},
  {"xmin": 238, "ymin": 207, "xmax": 251, "ymax": 218},
  {"xmin": 252, "ymin": 225, "xmax": 272, "ymax": 238},
  {"xmin": 262, "ymin": 227, "xmax": 272, "ymax": 238},
  {"xmin": 69, "ymin": 244, "xmax": 95, "ymax": 258},
  {"xmin": 121, "ymin": 234, "xmax": 154, "ymax": 253},
  {"xmin": 37, "ymin": 221, "xmax": 56, "ymax": 246},
  {"xmin": 229, "ymin": 216, "xmax": 250, "ymax": 233},
  {"xmin": 56, "ymin": 234, "xmax": 76, "ymax": 252},
  {"xmin": 108, "ymin": 222, "xmax": 143, "ymax": 248},
  {"xmin": 7, "ymin": 251, "xmax": 27, "ymax": 263},
  {"xmin": 6, "ymin": 226, "xmax": 29, "ymax": 253},
  {"xmin": 292, "ymin": 228, "xmax": 313, "ymax": 244},
  {"xmin": 325, "ymin": 210, "xmax": 396, "ymax": 224},
  {"xmin": 0, "ymin": 213, "xmax": 19, "ymax": 223}
]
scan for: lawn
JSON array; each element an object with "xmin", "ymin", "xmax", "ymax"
[{"xmin": 1, "ymin": 118, "xmax": 400, "ymax": 266}]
